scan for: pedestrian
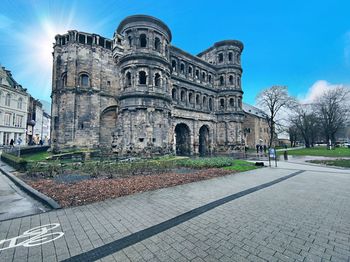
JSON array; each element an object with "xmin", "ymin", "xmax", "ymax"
[
  {"xmin": 256, "ymin": 144, "xmax": 259, "ymax": 154},
  {"xmin": 263, "ymin": 145, "xmax": 267, "ymax": 154},
  {"xmin": 259, "ymin": 145, "xmax": 263, "ymax": 153},
  {"xmin": 9, "ymin": 139, "xmax": 14, "ymax": 148},
  {"xmin": 39, "ymin": 139, "xmax": 43, "ymax": 146}
]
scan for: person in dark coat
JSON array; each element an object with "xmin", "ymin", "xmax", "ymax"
[
  {"xmin": 9, "ymin": 139, "xmax": 14, "ymax": 148},
  {"xmin": 256, "ymin": 144, "xmax": 259, "ymax": 154},
  {"xmin": 263, "ymin": 145, "xmax": 267, "ymax": 154}
]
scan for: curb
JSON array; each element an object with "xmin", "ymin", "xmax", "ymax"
[{"xmin": 0, "ymin": 166, "xmax": 61, "ymax": 209}]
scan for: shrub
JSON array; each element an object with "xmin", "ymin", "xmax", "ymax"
[{"xmin": 1, "ymin": 152, "xmax": 28, "ymax": 171}]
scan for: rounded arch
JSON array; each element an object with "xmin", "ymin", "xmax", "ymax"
[
  {"xmin": 139, "ymin": 33, "xmax": 147, "ymax": 47},
  {"xmin": 175, "ymin": 123, "xmax": 191, "ymax": 156},
  {"xmin": 100, "ymin": 106, "xmax": 118, "ymax": 147},
  {"xmin": 79, "ymin": 72, "xmax": 90, "ymax": 87},
  {"xmin": 199, "ymin": 125, "xmax": 210, "ymax": 156}
]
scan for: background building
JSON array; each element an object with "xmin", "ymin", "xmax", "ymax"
[
  {"xmin": 242, "ymin": 103, "xmax": 270, "ymax": 149},
  {"xmin": 0, "ymin": 66, "xmax": 29, "ymax": 145}
]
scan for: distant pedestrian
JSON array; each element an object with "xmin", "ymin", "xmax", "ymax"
[
  {"xmin": 263, "ymin": 145, "xmax": 267, "ymax": 154},
  {"xmin": 39, "ymin": 139, "xmax": 43, "ymax": 146},
  {"xmin": 9, "ymin": 139, "xmax": 14, "ymax": 148},
  {"xmin": 259, "ymin": 145, "xmax": 263, "ymax": 153},
  {"xmin": 256, "ymin": 144, "xmax": 259, "ymax": 154}
]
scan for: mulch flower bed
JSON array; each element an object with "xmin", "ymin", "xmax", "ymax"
[{"xmin": 25, "ymin": 168, "xmax": 233, "ymax": 207}]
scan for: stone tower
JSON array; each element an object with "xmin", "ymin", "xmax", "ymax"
[{"xmin": 51, "ymin": 15, "xmax": 245, "ymax": 156}]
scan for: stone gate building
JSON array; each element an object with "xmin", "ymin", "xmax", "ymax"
[{"xmin": 51, "ymin": 15, "xmax": 244, "ymax": 156}]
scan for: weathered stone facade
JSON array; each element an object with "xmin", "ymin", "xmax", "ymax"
[{"xmin": 51, "ymin": 15, "xmax": 244, "ymax": 156}]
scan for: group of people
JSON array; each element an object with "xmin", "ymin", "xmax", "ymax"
[{"xmin": 256, "ymin": 144, "xmax": 267, "ymax": 154}]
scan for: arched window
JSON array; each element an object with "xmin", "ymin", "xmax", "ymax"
[
  {"xmin": 202, "ymin": 72, "xmax": 206, "ymax": 81},
  {"xmin": 220, "ymin": 98, "xmax": 225, "ymax": 109},
  {"xmin": 80, "ymin": 74, "xmax": 89, "ymax": 87},
  {"xmin": 188, "ymin": 66, "xmax": 192, "ymax": 76},
  {"xmin": 196, "ymin": 94, "xmax": 200, "ymax": 105},
  {"xmin": 126, "ymin": 72, "xmax": 132, "ymax": 87},
  {"xmin": 62, "ymin": 73, "xmax": 67, "ymax": 87},
  {"xmin": 172, "ymin": 60, "xmax": 177, "ymax": 72},
  {"xmin": 17, "ymin": 98, "xmax": 23, "ymax": 109},
  {"xmin": 237, "ymin": 77, "xmax": 241, "ymax": 86},
  {"xmin": 229, "ymin": 98, "xmax": 235, "ymax": 107},
  {"xmin": 172, "ymin": 88, "xmax": 177, "ymax": 100},
  {"xmin": 5, "ymin": 93, "xmax": 10, "ymax": 106},
  {"xmin": 154, "ymin": 37, "xmax": 161, "ymax": 51},
  {"xmin": 238, "ymin": 98, "xmax": 242, "ymax": 108},
  {"xmin": 202, "ymin": 96, "xmax": 207, "ymax": 107},
  {"xmin": 195, "ymin": 69, "xmax": 199, "ymax": 79},
  {"xmin": 154, "ymin": 73, "xmax": 161, "ymax": 87},
  {"xmin": 209, "ymin": 98, "xmax": 213, "ymax": 110},
  {"xmin": 208, "ymin": 74, "xmax": 212, "ymax": 83},
  {"xmin": 180, "ymin": 63, "xmax": 185, "ymax": 74},
  {"xmin": 219, "ymin": 76, "xmax": 224, "ymax": 86},
  {"xmin": 139, "ymin": 71, "xmax": 147, "ymax": 85},
  {"xmin": 229, "ymin": 75, "xmax": 234, "ymax": 85},
  {"xmin": 128, "ymin": 36, "xmax": 132, "ymax": 47},
  {"xmin": 180, "ymin": 90, "xmax": 185, "ymax": 102},
  {"xmin": 218, "ymin": 53, "xmax": 223, "ymax": 63},
  {"xmin": 140, "ymin": 34, "xmax": 147, "ymax": 47},
  {"xmin": 228, "ymin": 52, "xmax": 233, "ymax": 62},
  {"xmin": 189, "ymin": 92, "xmax": 193, "ymax": 104}
]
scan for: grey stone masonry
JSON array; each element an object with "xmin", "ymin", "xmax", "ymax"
[{"xmin": 51, "ymin": 15, "xmax": 244, "ymax": 156}]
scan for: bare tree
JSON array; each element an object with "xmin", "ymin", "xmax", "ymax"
[
  {"xmin": 313, "ymin": 87, "xmax": 350, "ymax": 147},
  {"xmin": 289, "ymin": 104, "xmax": 319, "ymax": 148},
  {"xmin": 288, "ymin": 124, "xmax": 299, "ymax": 147},
  {"xmin": 256, "ymin": 86, "xmax": 295, "ymax": 148}
]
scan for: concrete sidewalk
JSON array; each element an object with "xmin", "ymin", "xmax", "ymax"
[
  {"xmin": 0, "ymin": 161, "xmax": 349, "ymax": 261},
  {"xmin": 0, "ymin": 162, "xmax": 48, "ymax": 222}
]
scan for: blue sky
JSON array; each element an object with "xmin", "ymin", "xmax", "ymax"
[{"xmin": 0, "ymin": 0, "xmax": 349, "ymax": 105}]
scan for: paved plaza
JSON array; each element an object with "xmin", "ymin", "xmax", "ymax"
[{"xmin": 0, "ymin": 161, "xmax": 349, "ymax": 262}]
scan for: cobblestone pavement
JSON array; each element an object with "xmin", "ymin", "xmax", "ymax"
[{"xmin": 0, "ymin": 162, "xmax": 349, "ymax": 262}]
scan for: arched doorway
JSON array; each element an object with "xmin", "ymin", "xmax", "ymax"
[
  {"xmin": 100, "ymin": 107, "xmax": 118, "ymax": 147},
  {"xmin": 199, "ymin": 125, "xmax": 210, "ymax": 156},
  {"xmin": 175, "ymin": 123, "xmax": 191, "ymax": 156}
]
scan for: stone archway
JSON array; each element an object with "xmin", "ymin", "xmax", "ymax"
[
  {"xmin": 199, "ymin": 125, "xmax": 210, "ymax": 156},
  {"xmin": 175, "ymin": 123, "xmax": 191, "ymax": 156},
  {"xmin": 100, "ymin": 106, "xmax": 118, "ymax": 148}
]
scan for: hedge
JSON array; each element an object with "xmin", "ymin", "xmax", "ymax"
[{"xmin": 1, "ymin": 152, "xmax": 28, "ymax": 171}]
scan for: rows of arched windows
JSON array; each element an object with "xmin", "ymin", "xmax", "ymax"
[
  {"xmin": 61, "ymin": 72, "xmax": 91, "ymax": 88},
  {"xmin": 217, "ymin": 51, "xmax": 240, "ymax": 64},
  {"xmin": 171, "ymin": 87, "xmax": 214, "ymax": 111},
  {"xmin": 125, "ymin": 30, "xmax": 165, "ymax": 54},
  {"xmin": 219, "ymin": 74, "xmax": 241, "ymax": 87},
  {"xmin": 218, "ymin": 97, "xmax": 242, "ymax": 111},
  {"xmin": 124, "ymin": 70, "xmax": 164, "ymax": 88},
  {"xmin": 171, "ymin": 59, "xmax": 214, "ymax": 86}
]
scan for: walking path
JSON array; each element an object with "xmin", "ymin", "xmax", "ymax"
[
  {"xmin": 0, "ymin": 162, "xmax": 48, "ymax": 222},
  {"xmin": 0, "ymin": 161, "xmax": 349, "ymax": 261}
]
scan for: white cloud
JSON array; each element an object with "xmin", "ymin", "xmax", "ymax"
[{"xmin": 299, "ymin": 80, "xmax": 350, "ymax": 103}]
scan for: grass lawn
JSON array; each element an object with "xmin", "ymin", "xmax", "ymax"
[
  {"xmin": 308, "ymin": 159, "xmax": 350, "ymax": 168},
  {"xmin": 287, "ymin": 147, "xmax": 350, "ymax": 157},
  {"xmin": 21, "ymin": 151, "xmax": 51, "ymax": 161}
]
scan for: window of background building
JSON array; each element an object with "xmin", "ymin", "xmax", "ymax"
[
  {"xmin": 4, "ymin": 113, "xmax": 11, "ymax": 126},
  {"xmin": 5, "ymin": 93, "xmax": 10, "ymax": 106}
]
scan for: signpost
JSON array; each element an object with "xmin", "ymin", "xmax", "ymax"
[{"xmin": 268, "ymin": 148, "xmax": 277, "ymax": 167}]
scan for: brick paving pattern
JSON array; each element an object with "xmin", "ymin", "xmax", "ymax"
[{"xmin": 0, "ymin": 162, "xmax": 349, "ymax": 261}]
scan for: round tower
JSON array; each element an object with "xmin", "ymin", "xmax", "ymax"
[{"xmin": 111, "ymin": 15, "xmax": 173, "ymax": 155}]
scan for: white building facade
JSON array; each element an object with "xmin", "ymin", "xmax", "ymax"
[{"xmin": 0, "ymin": 66, "xmax": 29, "ymax": 145}]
